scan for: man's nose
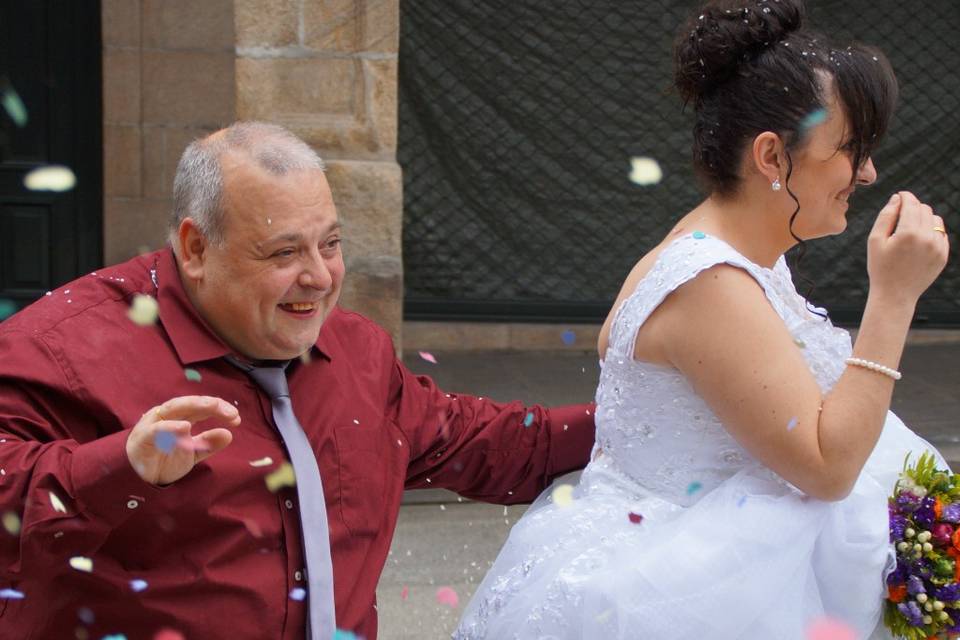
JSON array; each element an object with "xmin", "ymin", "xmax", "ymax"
[{"xmin": 298, "ymin": 252, "xmax": 333, "ymax": 290}]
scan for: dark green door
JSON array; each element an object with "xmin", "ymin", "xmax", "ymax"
[{"xmin": 0, "ymin": 1, "xmax": 102, "ymax": 317}]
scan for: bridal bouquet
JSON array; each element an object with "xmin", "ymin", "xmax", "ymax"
[{"xmin": 886, "ymin": 452, "xmax": 960, "ymax": 639}]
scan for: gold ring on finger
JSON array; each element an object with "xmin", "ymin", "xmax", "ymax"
[
  {"xmin": 933, "ymin": 226, "xmax": 947, "ymax": 234},
  {"xmin": 155, "ymin": 408, "xmax": 164, "ymax": 421}
]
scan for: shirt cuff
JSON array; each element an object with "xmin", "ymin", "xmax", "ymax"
[
  {"xmin": 70, "ymin": 429, "xmax": 162, "ymax": 525},
  {"xmin": 545, "ymin": 402, "xmax": 597, "ymax": 478}
]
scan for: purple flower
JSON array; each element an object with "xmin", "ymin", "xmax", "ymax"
[
  {"xmin": 887, "ymin": 559, "xmax": 909, "ymax": 585},
  {"xmin": 897, "ymin": 491, "xmax": 924, "ymax": 513},
  {"xmin": 934, "ymin": 583, "xmax": 960, "ymax": 602},
  {"xmin": 943, "ymin": 502, "xmax": 960, "ymax": 524},
  {"xmin": 907, "ymin": 575, "xmax": 926, "ymax": 595},
  {"xmin": 915, "ymin": 497, "xmax": 937, "ymax": 529},
  {"xmin": 890, "ymin": 511, "xmax": 908, "ymax": 542},
  {"xmin": 897, "ymin": 601, "xmax": 924, "ymax": 626}
]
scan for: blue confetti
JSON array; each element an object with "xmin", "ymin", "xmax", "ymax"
[
  {"xmin": 289, "ymin": 587, "xmax": 307, "ymax": 601},
  {"xmin": 129, "ymin": 578, "xmax": 148, "ymax": 592},
  {"xmin": 0, "ymin": 299, "xmax": 17, "ymax": 321},
  {"xmin": 786, "ymin": 417, "xmax": 799, "ymax": 431},
  {"xmin": 737, "ymin": 495, "xmax": 748, "ymax": 508},
  {"xmin": 154, "ymin": 431, "xmax": 177, "ymax": 454},
  {"xmin": 0, "ymin": 588, "xmax": 24, "ymax": 599},
  {"xmin": 523, "ymin": 412, "xmax": 534, "ymax": 428},
  {"xmin": 184, "ymin": 368, "xmax": 202, "ymax": 382},
  {"xmin": 686, "ymin": 481, "xmax": 703, "ymax": 496},
  {"xmin": 1, "ymin": 87, "xmax": 28, "ymax": 127},
  {"xmin": 800, "ymin": 107, "xmax": 828, "ymax": 132},
  {"xmin": 102, "ymin": 635, "xmax": 128, "ymax": 640},
  {"xmin": 333, "ymin": 630, "xmax": 359, "ymax": 640},
  {"xmin": 692, "ymin": 231, "xmax": 706, "ymax": 240},
  {"xmin": 561, "ymin": 330, "xmax": 576, "ymax": 346}
]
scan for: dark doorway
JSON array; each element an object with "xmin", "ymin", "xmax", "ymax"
[{"xmin": 0, "ymin": 1, "xmax": 103, "ymax": 317}]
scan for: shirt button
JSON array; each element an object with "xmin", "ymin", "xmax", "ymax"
[
  {"xmin": 294, "ymin": 570, "xmax": 303, "ymax": 581},
  {"xmin": 284, "ymin": 499, "xmax": 294, "ymax": 510},
  {"xmin": 126, "ymin": 499, "xmax": 139, "ymax": 510}
]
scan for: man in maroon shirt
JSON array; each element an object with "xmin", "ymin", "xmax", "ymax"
[{"xmin": 0, "ymin": 122, "xmax": 595, "ymax": 639}]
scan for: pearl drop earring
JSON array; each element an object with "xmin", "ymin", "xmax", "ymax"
[{"xmin": 771, "ymin": 178, "xmax": 782, "ymax": 192}]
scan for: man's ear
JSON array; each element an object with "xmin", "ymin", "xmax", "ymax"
[
  {"xmin": 751, "ymin": 131, "xmax": 787, "ymax": 185},
  {"xmin": 177, "ymin": 218, "xmax": 208, "ymax": 281}
]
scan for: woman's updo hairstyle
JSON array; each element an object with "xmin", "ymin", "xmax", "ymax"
[{"xmin": 674, "ymin": 0, "xmax": 898, "ymax": 196}]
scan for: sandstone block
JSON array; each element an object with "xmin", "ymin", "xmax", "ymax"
[
  {"xmin": 303, "ymin": 0, "xmax": 399, "ymax": 53},
  {"xmin": 103, "ymin": 125, "xmax": 142, "ymax": 198},
  {"xmin": 142, "ymin": 0, "xmax": 234, "ymax": 51},
  {"xmin": 325, "ymin": 159, "xmax": 402, "ymax": 261},
  {"xmin": 102, "ymin": 0, "xmax": 140, "ymax": 48},
  {"xmin": 142, "ymin": 51, "xmax": 235, "ymax": 126},
  {"xmin": 235, "ymin": 0, "xmax": 299, "ymax": 48},
  {"xmin": 102, "ymin": 48, "xmax": 141, "ymax": 124},
  {"xmin": 103, "ymin": 197, "xmax": 172, "ymax": 266}
]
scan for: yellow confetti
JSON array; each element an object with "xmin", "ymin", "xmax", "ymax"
[
  {"xmin": 69, "ymin": 556, "xmax": 93, "ymax": 573},
  {"xmin": 24, "ymin": 165, "xmax": 77, "ymax": 192},
  {"xmin": 249, "ymin": 456, "xmax": 273, "ymax": 468},
  {"xmin": 2, "ymin": 511, "xmax": 21, "ymax": 535},
  {"xmin": 127, "ymin": 294, "xmax": 159, "ymax": 326},
  {"xmin": 628, "ymin": 156, "xmax": 663, "ymax": 186},
  {"xmin": 551, "ymin": 483, "xmax": 575, "ymax": 508},
  {"xmin": 49, "ymin": 491, "xmax": 67, "ymax": 514},
  {"xmin": 265, "ymin": 462, "xmax": 296, "ymax": 492}
]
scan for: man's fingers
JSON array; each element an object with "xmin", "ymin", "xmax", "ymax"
[
  {"xmin": 192, "ymin": 428, "xmax": 233, "ymax": 464},
  {"xmin": 155, "ymin": 396, "xmax": 240, "ymax": 426}
]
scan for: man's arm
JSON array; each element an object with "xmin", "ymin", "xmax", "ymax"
[{"xmin": 387, "ymin": 355, "xmax": 596, "ymax": 504}]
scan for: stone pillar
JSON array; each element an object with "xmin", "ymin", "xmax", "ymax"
[{"xmin": 234, "ymin": 0, "xmax": 403, "ymax": 349}]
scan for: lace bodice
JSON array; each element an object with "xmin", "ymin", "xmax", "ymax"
[{"xmin": 593, "ymin": 233, "xmax": 854, "ymax": 504}]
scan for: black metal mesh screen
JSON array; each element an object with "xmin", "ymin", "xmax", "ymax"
[{"xmin": 399, "ymin": 1, "xmax": 960, "ymax": 325}]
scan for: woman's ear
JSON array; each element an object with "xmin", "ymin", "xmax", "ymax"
[{"xmin": 751, "ymin": 131, "xmax": 787, "ymax": 185}]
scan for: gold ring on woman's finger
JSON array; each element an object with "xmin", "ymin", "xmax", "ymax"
[
  {"xmin": 933, "ymin": 226, "xmax": 947, "ymax": 234},
  {"xmin": 155, "ymin": 408, "xmax": 164, "ymax": 421}
]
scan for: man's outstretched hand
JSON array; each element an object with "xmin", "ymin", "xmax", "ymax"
[{"xmin": 126, "ymin": 396, "xmax": 240, "ymax": 485}]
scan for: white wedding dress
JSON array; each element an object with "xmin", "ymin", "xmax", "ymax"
[{"xmin": 455, "ymin": 233, "xmax": 946, "ymax": 640}]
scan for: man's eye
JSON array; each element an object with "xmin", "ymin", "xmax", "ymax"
[
  {"xmin": 322, "ymin": 239, "xmax": 341, "ymax": 252},
  {"xmin": 274, "ymin": 249, "xmax": 296, "ymax": 258}
]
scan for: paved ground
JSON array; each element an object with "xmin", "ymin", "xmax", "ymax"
[{"xmin": 375, "ymin": 341, "xmax": 960, "ymax": 639}]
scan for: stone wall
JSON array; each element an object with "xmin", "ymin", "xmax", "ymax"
[{"xmin": 101, "ymin": 0, "xmax": 403, "ymax": 347}]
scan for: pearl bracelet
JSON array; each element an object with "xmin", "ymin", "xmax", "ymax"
[{"xmin": 845, "ymin": 357, "xmax": 902, "ymax": 381}]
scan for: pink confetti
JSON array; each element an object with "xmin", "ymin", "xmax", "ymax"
[
  {"xmin": 805, "ymin": 617, "xmax": 856, "ymax": 640},
  {"xmin": 435, "ymin": 586, "xmax": 459, "ymax": 608},
  {"xmin": 418, "ymin": 351, "xmax": 438, "ymax": 364},
  {"xmin": 628, "ymin": 512, "xmax": 643, "ymax": 524},
  {"xmin": 242, "ymin": 518, "xmax": 264, "ymax": 538},
  {"xmin": 153, "ymin": 630, "xmax": 186, "ymax": 640},
  {"xmin": 401, "ymin": 585, "xmax": 409, "ymax": 601}
]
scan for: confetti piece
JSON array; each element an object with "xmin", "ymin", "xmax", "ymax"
[
  {"xmin": 628, "ymin": 156, "xmax": 663, "ymax": 186},
  {"xmin": 69, "ymin": 556, "xmax": 93, "ymax": 573},
  {"xmin": 523, "ymin": 412, "xmax": 534, "ymax": 428},
  {"xmin": 628, "ymin": 512, "xmax": 643, "ymax": 524},
  {"xmin": 50, "ymin": 491, "xmax": 68, "ymax": 514},
  {"xmin": 401, "ymin": 585, "xmax": 409, "ymax": 601},
  {"xmin": 249, "ymin": 456, "xmax": 273, "ymax": 467},
  {"xmin": 154, "ymin": 431, "xmax": 177, "ymax": 454},
  {"xmin": 299, "ymin": 350, "xmax": 312, "ymax": 365},
  {"xmin": 127, "ymin": 294, "xmax": 159, "ymax": 326},
  {"xmin": 2, "ymin": 511, "xmax": 21, "ymax": 535},
  {"xmin": 561, "ymin": 330, "xmax": 576, "ymax": 346},
  {"xmin": 130, "ymin": 579, "xmax": 148, "ymax": 592},
  {"xmin": 1, "ymin": 86, "xmax": 27, "ymax": 127},
  {"xmin": 241, "ymin": 518, "xmax": 263, "ymax": 538},
  {"xmin": 0, "ymin": 298, "xmax": 17, "ymax": 321},
  {"xmin": 103, "ymin": 635, "xmax": 128, "ymax": 640},
  {"xmin": 0, "ymin": 588, "xmax": 24, "ymax": 599},
  {"xmin": 184, "ymin": 368, "xmax": 202, "ymax": 382},
  {"xmin": 799, "ymin": 107, "xmax": 829, "ymax": 132},
  {"xmin": 551, "ymin": 484, "xmax": 575, "ymax": 507},
  {"xmin": 153, "ymin": 631, "xmax": 185, "ymax": 640},
  {"xmin": 794, "ymin": 337, "xmax": 806, "ymax": 349},
  {"xmin": 692, "ymin": 230, "xmax": 707, "ymax": 240},
  {"xmin": 265, "ymin": 462, "xmax": 296, "ymax": 492},
  {"xmin": 23, "ymin": 165, "xmax": 76, "ymax": 192},
  {"xmin": 289, "ymin": 587, "xmax": 307, "ymax": 601},
  {"xmin": 805, "ymin": 617, "xmax": 856, "ymax": 640},
  {"xmin": 686, "ymin": 481, "xmax": 703, "ymax": 496},
  {"xmin": 418, "ymin": 351, "xmax": 437, "ymax": 364},
  {"xmin": 77, "ymin": 606, "xmax": 95, "ymax": 624},
  {"xmin": 787, "ymin": 417, "xmax": 799, "ymax": 431},
  {"xmin": 737, "ymin": 495, "xmax": 748, "ymax": 508},
  {"xmin": 333, "ymin": 631, "xmax": 359, "ymax": 640},
  {"xmin": 435, "ymin": 586, "xmax": 459, "ymax": 608}
]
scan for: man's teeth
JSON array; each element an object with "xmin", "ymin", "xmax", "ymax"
[{"xmin": 284, "ymin": 303, "xmax": 315, "ymax": 312}]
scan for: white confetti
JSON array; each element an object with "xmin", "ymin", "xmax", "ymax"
[
  {"xmin": 24, "ymin": 165, "xmax": 77, "ymax": 192},
  {"xmin": 628, "ymin": 156, "xmax": 663, "ymax": 186},
  {"xmin": 127, "ymin": 294, "xmax": 159, "ymax": 326},
  {"xmin": 49, "ymin": 491, "xmax": 67, "ymax": 514},
  {"xmin": 69, "ymin": 556, "xmax": 93, "ymax": 573},
  {"xmin": 551, "ymin": 484, "xmax": 575, "ymax": 507},
  {"xmin": 249, "ymin": 456, "xmax": 274, "ymax": 468}
]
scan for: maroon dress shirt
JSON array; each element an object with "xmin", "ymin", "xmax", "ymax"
[{"xmin": 0, "ymin": 248, "xmax": 596, "ymax": 639}]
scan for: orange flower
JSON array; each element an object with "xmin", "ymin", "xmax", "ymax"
[
  {"xmin": 952, "ymin": 526, "xmax": 960, "ymax": 553},
  {"xmin": 888, "ymin": 583, "xmax": 907, "ymax": 603},
  {"xmin": 936, "ymin": 496, "xmax": 944, "ymax": 520}
]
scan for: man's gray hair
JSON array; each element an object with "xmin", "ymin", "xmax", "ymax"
[{"xmin": 170, "ymin": 121, "xmax": 325, "ymax": 246}]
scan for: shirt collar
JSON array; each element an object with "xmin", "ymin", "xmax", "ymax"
[{"xmin": 154, "ymin": 247, "xmax": 333, "ymax": 366}]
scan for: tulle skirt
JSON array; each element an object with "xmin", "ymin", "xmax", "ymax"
[{"xmin": 455, "ymin": 412, "xmax": 944, "ymax": 640}]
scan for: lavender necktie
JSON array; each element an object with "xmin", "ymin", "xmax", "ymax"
[{"xmin": 233, "ymin": 360, "xmax": 335, "ymax": 640}]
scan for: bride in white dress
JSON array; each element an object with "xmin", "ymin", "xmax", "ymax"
[{"xmin": 454, "ymin": 1, "xmax": 951, "ymax": 638}]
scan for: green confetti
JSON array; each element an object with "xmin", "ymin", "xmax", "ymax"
[
  {"xmin": 184, "ymin": 368, "xmax": 202, "ymax": 382},
  {"xmin": 0, "ymin": 299, "xmax": 17, "ymax": 321},
  {"xmin": 1, "ymin": 87, "xmax": 27, "ymax": 127}
]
